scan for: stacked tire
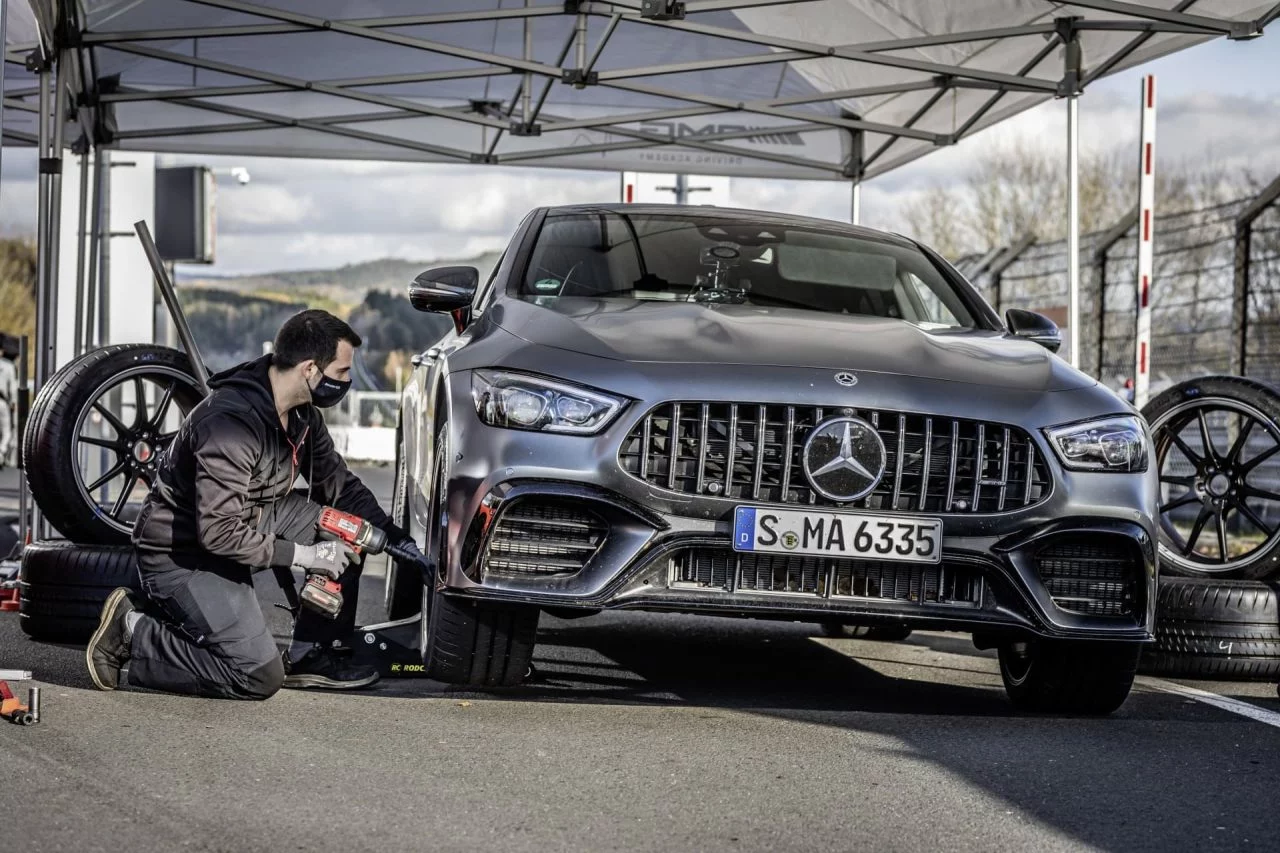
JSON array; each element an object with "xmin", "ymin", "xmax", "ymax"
[
  {"xmin": 17, "ymin": 345, "xmax": 203, "ymax": 642},
  {"xmin": 1140, "ymin": 375, "xmax": 1280, "ymax": 680}
]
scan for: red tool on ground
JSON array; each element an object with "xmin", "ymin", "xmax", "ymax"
[
  {"xmin": 1, "ymin": 564, "xmax": 19, "ymax": 612},
  {"xmin": 301, "ymin": 508, "xmax": 424, "ymax": 619},
  {"xmin": 0, "ymin": 680, "xmax": 38, "ymax": 726}
]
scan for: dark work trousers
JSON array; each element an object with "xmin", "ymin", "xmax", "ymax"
[{"xmin": 127, "ymin": 492, "xmax": 365, "ymax": 700}]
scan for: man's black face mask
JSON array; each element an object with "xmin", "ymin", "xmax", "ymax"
[{"xmin": 308, "ymin": 370, "xmax": 351, "ymax": 409}]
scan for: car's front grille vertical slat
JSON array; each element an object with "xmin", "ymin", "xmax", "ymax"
[
  {"xmin": 667, "ymin": 402, "xmax": 681, "ymax": 491},
  {"xmin": 752, "ymin": 404, "xmax": 766, "ymax": 500},
  {"xmin": 809, "ymin": 408, "xmax": 823, "ymax": 505},
  {"xmin": 972, "ymin": 423, "xmax": 986, "ymax": 510},
  {"xmin": 919, "ymin": 418, "xmax": 933, "ymax": 511},
  {"xmin": 998, "ymin": 427, "xmax": 1011, "ymax": 511},
  {"xmin": 1023, "ymin": 444, "xmax": 1036, "ymax": 507},
  {"xmin": 946, "ymin": 420, "xmax": 959, "ymax": 511},
  {"xmin": 891, "ymin": 414, "xmax": 906, "ymax": 510},
  {"xmin": 724, "ymin": 404, "xmax": 738, "ymax": 496},
  {"xmin": 695, "ymin": 403, "xmax": 710, "ymax": 495},
  {"xmin": 782, "ymin": 406, "xmax": 796, "ymax": 502},
  {"xmin": 639, "ymin": 415, "xmax": 651, "ymax": 480},
  {"xmin": 621, "ymin": 401, "xmax": 1051, "ymax": 515}
]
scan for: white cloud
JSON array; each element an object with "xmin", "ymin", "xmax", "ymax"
[{"xmin": 2, "ymin": 79, "xmax": 1277, "ymax": 273}]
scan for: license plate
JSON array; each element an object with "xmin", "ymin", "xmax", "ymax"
[{"xmin": 732, "ymin": 507, "xmax": 942, "ymax": 564}]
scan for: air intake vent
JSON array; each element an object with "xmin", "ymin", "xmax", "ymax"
[
  {"xmin": 671, "ymin": 548, "xmax": 983, "ymax": 607},
  {"xmin": 483, "ymin": 500, "xmax": 607, "ymax": 578},
  {"xmin": 1035, "ymin": 540, "xmax": 1140, "ymax": 618}
]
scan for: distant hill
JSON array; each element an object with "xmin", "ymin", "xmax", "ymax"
[
  {"xmin": 178, "ymin": 252, "xmax": 503, "ymax": 306},
  {"xmin": 174, "ymin": 254, "xmax": 489, "ymax": 390}
]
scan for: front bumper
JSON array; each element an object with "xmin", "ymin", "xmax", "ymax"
[{"xmin": 421, "ymin": 382, "xmax": 1159, "ymax": 642}]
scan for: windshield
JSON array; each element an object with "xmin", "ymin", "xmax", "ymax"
[{"xmin": 517, "ymin": 211, "xmax": 977, "ymax": 328}]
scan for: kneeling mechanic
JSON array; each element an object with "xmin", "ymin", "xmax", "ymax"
[{"xmin": 86, "ymin": 309, "xmax": 424, "ymax": 698}]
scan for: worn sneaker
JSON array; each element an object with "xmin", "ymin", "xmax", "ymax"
[
  {"xmin": 86, "ymin": 588, "xmax": 139, "ymax": 691},
  {"xmin": 283, "ymin": 649, "xmax": 380, "ymax": 691}
]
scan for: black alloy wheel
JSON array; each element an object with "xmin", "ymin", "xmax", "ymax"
[
  {"xmin": 23, "ymin": 345, "xmax": 204, "ymax": 545},
  {"xmin": 1147, "ymin": 380, "xmax": 1280, "ymax": 580},
  {"xmin": 73, "ymin": 370, "xmax": 190, "ymax": 531}
]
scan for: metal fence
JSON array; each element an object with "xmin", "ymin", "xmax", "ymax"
[{"xmin": 958, "ymin": 174, "xmax": 1280, "ymax": 395}]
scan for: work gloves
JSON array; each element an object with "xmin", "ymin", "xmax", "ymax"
[
  {"xmin": 393, "ymin": 536, "xmax": 427, "ymax": 567},
  {"xmin": 292, "ymin": 541, "xmax": 356, "ymax": 580}
]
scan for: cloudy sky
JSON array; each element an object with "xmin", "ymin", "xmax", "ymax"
[{"xmin": 0, "ymin": 34, "xmax": 1276, "ymax": 276}]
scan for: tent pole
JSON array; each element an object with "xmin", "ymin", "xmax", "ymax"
[
  {"xmin": 521, "ymin": 1, "xmax": 532, "ymax": 124},
  {"xmin": 34, "ymin": 66, "xmax": 52, "ymax": 391},
  {"xmin": 43, "ymin": 51, "xmax": 68, "ymax": 380},
  {"xmin": 1066, "ymin": 92, "xmax": 1080, "ymax": 368},
  {"xmin": 98, "ymin": 150, "xmax": 113, "ymax": 347},
  {"xmin": 0, "ymin": 0, "xmax": 7, "ymax": 182},
  {"xmin": 85, "ymin": 148, "xmax": 105, "ymax": 351},
  {"xmin": 845, "ymin": 121, "xmax": 865, "ymax": 226},
  {"xmin": 73, "ymin": 150, "xmax": 90, "ymax": 357},
  {"xmin": 1060, "ymin": 20, "xmax": 1082, "ymax": 369}
]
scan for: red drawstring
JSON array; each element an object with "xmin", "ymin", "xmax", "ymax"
[{"xmin": 287, "ymin": 425, "xmax": 310, "ymax": 473}]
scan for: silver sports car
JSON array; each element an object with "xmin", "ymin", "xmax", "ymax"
[{"xmin": 391, "ymin": 204, "xmax": 1157, "ymax": 714}]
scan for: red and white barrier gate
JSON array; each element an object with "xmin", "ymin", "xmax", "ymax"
[{"xmin": 1134, "ymin": 75, "xmax": 1157, "ymax": 408}]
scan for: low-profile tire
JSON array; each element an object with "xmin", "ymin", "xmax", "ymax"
[
  {"xmin": 423, "ymin": 590, "xmax": 540, "ymax": 688},
  {"xmin": 383, "ymin": 424, "xmax": 423, "ymax": 621},
  {"xmin": 999, "ymin": 638, "xmax": 1141, "ymax": 715},
  {"xmin": 18, "ymin": 541, "xmax": 141, "ymax": 643},
  {"xmin": 1139, "ymin": 576, "xmax": 1280, "ymax": 680},
  {"xmin": 819, "ymin": 622, "xmax": 913, "ymax": 642},
  {"xmin": 418, "ymin": 427, "xmax": 539, "ymax": 687},
  {"xmin": 23, "ymin": 344, "xmax": 204, "ymax": 546}
]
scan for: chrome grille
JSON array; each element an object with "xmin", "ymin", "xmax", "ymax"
[
  {"xmin": 671, "ymin": 548, "xmax": 983, "ymax": 607},
  {"xmin": 619, "ymin": 402, "xmax": 1051, "ymax": 513},
  {"xmin": 1034, "ymin": 540, "xmax": 1139, "ymax": 618},
  {"xmin": 483, "ymin": 500, "xmax": 607, "ymax": 578}
]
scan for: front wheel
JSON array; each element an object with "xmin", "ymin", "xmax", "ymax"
[
  {"xmin": 417, "ymin": 427, "xmax": 538, "ymax": 687},
  {"xmin": 998, "ymin": 639, "xmax": 1141, "ymax": 715},
  {"xmin": 383, "ymin": 426, "xmax": 422, "ymax": 621}
]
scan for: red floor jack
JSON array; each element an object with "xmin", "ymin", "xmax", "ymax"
[{"xmin": 0, "ymin": 673, "xmax": 39, "ymax": 726}]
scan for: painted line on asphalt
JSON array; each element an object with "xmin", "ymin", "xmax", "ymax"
[{"xmin": 1138, "ymin": 676, "xmax": 1280, "ymax": 729}]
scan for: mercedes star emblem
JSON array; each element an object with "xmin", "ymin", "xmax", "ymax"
[
  {"xmin": 802, "ymin": 417, "xmax": 887, "ymax": 502},
  {"xmin": 834, "ymin": 372, "xmax": 858, "ymax": 387}
]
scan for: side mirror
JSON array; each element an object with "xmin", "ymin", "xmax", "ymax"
[
  {"xmin": 408, "ymin": 266, "xmax": 479, "ymax": 313},
  {"xmin": 1005, "ymin": 308, "xmax": 1061, "ymax": 353}
]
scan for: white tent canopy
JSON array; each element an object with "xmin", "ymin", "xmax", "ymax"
[{"xmin": 6, "ymin": 0, "xmax": 1278, "ymax": 180}]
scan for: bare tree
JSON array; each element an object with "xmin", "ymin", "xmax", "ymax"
[{"xmin": 898, "ymin": 141, "xmax": 1236, "ymax": 259}]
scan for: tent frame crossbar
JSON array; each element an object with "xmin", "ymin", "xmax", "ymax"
[{"xmin": 30, "ymin": 0, "xmax": 1258, "ymax": 173}]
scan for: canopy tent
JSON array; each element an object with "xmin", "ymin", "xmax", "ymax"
[
  {"xmin": 2, "ymin": 0, "xmax": 1277, "ymax": 388},
  {"xmin": 5, "ymin": 1, "xmax": 1279, "ymax": 180}
]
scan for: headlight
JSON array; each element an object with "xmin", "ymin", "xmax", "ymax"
[
  {"xmin": 471, "ymin": 370, "xmax": 625, "ymax": 435},
  {"xmin": 1044, "ymin": 415, "xmax": 1148, "ymax": 472}
]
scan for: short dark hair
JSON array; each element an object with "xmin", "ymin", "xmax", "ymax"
[{"xmin": 271, "ymin": 309, "xmax": 362, "ymax": 370}]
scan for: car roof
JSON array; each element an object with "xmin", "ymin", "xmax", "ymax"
[{"xmin": 540, "ymin": 203, "xmax": 917, "ymax": 248}]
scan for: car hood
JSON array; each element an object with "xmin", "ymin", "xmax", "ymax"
[{"xmin": 493, "ymin": 297, "xmax": 1095, "ymax": 392}]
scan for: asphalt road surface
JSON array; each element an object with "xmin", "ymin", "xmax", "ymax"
[{"xmin": 4, "ymin": 465, "xmax": 1280, "ymax": 853}]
